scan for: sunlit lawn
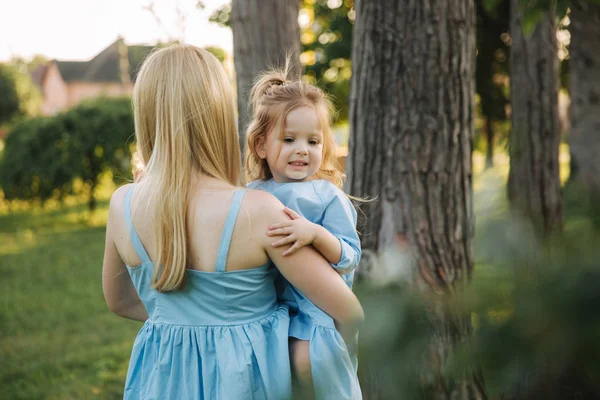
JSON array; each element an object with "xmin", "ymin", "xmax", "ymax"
[
  {"xmin": 0, "ymin": 148, "xmax": 571, "ymax": 399},
  {"xmin": 0, "ymin": 184, "xmax": 142, "ymax": 399}
]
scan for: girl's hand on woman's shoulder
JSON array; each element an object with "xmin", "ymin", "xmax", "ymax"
[
  {"xmin": 268, "ymin": 207, "xmax": 321, "ymax": 256},
  {"xmin": 246, "ymin": 190, "xmax": 364, "ymax": 326}
]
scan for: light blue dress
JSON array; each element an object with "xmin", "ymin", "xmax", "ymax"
[
  {"xmin": 122, "ymin": 188, "xmax": 292, "ymax": 399},
  {"xmin": 247, "ymin": 179, "xmax": 362, "ymax": 400}
]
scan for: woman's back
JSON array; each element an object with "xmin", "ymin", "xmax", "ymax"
[
  {"xmin": 113, "ymin": 182, "xmax": 292, "ymax": 399},
  {"xmin": 114, "ymin": 179, "xmax": 271, "ymax": 273},
  {"xmin": 102, "ymin": 44, "xmax": 363, "ymax": 399}
]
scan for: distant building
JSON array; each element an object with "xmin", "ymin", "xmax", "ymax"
[{"xmin": 31, "ymin": 39, "xmax": 154, "ymax": 115}]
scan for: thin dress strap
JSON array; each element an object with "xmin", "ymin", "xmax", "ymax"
[
  {"xmin": 215, "ymin": 189, "xmax": 246, "ymax": 273},
  {"xmin": 124, "ymin": 187, "xmax": 151, "ymax": 264}
]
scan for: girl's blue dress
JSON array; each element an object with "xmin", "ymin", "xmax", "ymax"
[
  {"xmin": 247, "ymin": 179, "xmax": 362, "ymax": 400},
  {"xmin": 122, "ymin": 188, "xmax": 292, "ymax": 399}
]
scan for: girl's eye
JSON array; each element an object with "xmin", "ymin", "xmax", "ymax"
[
  {"xmin": 283, "ymin": 137, "xmax": 294, "ymax": 143},
  {"xmin": 309, "ymin": 140, "xmax": 320, "ymax": 146}
]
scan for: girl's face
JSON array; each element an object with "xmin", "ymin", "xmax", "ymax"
[{"xmin": 258, "ymin": 106, "xmax": 324, "ymax": 183}]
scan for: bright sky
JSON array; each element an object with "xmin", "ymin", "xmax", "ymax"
[{"xmin": 0, "ymin": 0, "xmax": 233, "ymax": 62}]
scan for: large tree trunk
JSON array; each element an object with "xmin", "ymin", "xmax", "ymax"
[
  {"xmin": 230, "ymin": 0, "xmax": 302, "ymax": 155},
  {"xmin": 569, "ymin": 0, "xmax": 600, "ymax": 196},
  {"xmin": 507, "ymin": 0, "xmax": 563, "ymax": 235},
  {"xmin": 347, "ymin": 0, "xmax": 485, "ymax": 398}
]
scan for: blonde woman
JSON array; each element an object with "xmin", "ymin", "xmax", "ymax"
[{"xmin": 101, "ymin": 44, "xmax": 363, "ymax": 399}]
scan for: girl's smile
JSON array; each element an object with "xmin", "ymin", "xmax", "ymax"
[
  {"xmin": 258, "ymin": 106, "xmax": 324, "ymax": 183},
  {"xmin": 288, "ymin": 160, "xmax": 309, "ymax": 169}
]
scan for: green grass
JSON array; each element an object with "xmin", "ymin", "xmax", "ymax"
[{"xmin": 0, "ymin": 191, "xmax": 141, "ymax": 399}]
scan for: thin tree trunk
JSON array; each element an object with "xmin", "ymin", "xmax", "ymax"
[
  {"xmin": 507, "ymin": 0, "xmax": 563, "ymax": 235},
  {"xmin": 230, "ymin": 0, "xmax": 301, "ymax": 156},
  {"xmin": 485, "ymin": 118, "xmax": 494, "ymax": 169},
  {"xmin": 347, "ymin": 0, "xmax": 485, "ymax": 398},
  {"xmin": 569, "ymin": 0, "xmax": 600, "ymax": 195}
]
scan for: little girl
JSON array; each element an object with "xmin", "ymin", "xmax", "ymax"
[{"xmin": 245, "ymin": 69, "xmax": 362, "ymax": 400}]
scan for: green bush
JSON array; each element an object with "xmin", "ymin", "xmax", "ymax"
[{"xmin": 0, "ymin": 97, "xmax": 135, "ymax": 210}]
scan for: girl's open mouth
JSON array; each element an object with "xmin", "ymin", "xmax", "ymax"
[{"xmin": 289, "ymin": 161, "xmax": 308, "ymax": 167}]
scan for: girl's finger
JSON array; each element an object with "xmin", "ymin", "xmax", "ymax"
[
  {"xmin": 272, "ymin": 236, "xmax": 295, "ymax": 248},
  {"xmin": 283, "ymin": 207, "xmax": 301, "ymax": 220},
  {"xmin": 268, "ymin": 227, "xmax": 291, "ymax": 236},
  {"xmin": 282, "ymin": 242, "xmax": 302, "ymax": 256},
  {"xmin": 268, "ymin": 222, "xmax": 290, "ymax": 230}
]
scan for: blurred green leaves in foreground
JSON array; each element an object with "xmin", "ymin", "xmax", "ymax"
[{"xmin": 356, "ymin": 206, "xmax": 600, "ymax": 399}]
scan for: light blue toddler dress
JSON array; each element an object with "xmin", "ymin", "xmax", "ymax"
[
  {"xmin": 247, "ymin": 179, "xmax": 362, "ymax": 400},
  {"xmin": 122, "ymin": 188, "xmax": 292, "ymax": 399}
]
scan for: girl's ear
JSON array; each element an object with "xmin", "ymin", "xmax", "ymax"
[{"xmin": 256, "ymin": 136, "xmax": 267, "ymax": 159}]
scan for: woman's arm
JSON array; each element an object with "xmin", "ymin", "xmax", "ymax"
[
  {"xmin": 101, "ymin": 191, "xmax": 148, "ymax": 322},
  {"xmin": 254, "ymin": 192, "xmax": 364, "ymax": 326}
]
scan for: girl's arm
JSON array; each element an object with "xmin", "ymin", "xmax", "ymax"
[
  {"xmin": 319, "ymin": 193, "xmax": 361, "ymax": 275},
  {"xmin": 101, "ymin": 192, "xmax": 148, "ymax": 322},
  {"xmin": 257, "ymin": 193, "xmax": 364, "ymax": 327},
  {"xmin": 270, "ymin": 207, "xmax": 343, "ymax": 264},
  {"xmin": 312, "ymin": 223, "xmax": 343, "ymax": 265},
  {"xmin": 269, "ymin": 191, "xmax": 361, "ymax": 274}
]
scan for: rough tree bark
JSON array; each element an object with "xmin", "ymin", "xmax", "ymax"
[
  {"xmin": 231, "ymin": 0, "xmax": 302, "ymax": 155},
  {"xmin": 569, "ymin": 0, "xmax": 600, "ymax": 196},
  {"xmin": 347, "ymin": 0, "xmax": 485, "ymax": 398},
  {"xmin": 507, "ymin": 0, "xmax": 563, "ymax": 235}
]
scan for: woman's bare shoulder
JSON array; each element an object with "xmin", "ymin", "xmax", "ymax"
[
  {"xmin": 108, "ymin": 183, "xmax": 135, "ymax": 217},
  {"xmin": 242, "ymin": 188, "xmax": 285, "ymax": 215},
  {"xmin": 110, "ymin": 183, "xmax": 135, "ymax": 202},
  {"xmin": 240, "ymin": 189, "xmax": 290, "ymax": 232}
]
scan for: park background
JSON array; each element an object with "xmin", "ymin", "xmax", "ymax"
[{"xmin": 1, "ymin": 0, "xmax": 600, "ymax": 399}]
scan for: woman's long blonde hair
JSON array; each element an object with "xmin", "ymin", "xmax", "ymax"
[
  {"xmin": 245, "ymin": 67, "xmax": 345, "ymax": 188},
  {"xmin": 133, "ymin": 44, "xmax": 240, "ymax": 292}
]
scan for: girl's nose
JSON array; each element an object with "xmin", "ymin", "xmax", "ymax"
[{"xmin": 296, "ymin": 147, "xmax": 308, "ymax": 155}]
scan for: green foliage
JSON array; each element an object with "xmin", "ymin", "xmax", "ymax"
[
  {"xmin": 518, "ymin": 0, "xmax": 568, "ymax": 25},
  {"xmin": 209, "ymin": 0, "xmax": 354, "ymax": 123},
  {"xmin": 0, "ymin": 62, "xmax": 42, "ymax": 125},
  {"xmin": 300, "ymin": 0, "xmax": 354, "ymax": 122},
  {"xmin": 0, "ymin": 64, "xmax": 22, "ymax": 125},
  {"xmin": 464, "ymin": 217, "xmax": 600, "ymax": 398},
  {"xmin": 0, "ymin": 97, "xmax": 134, "ymax": 210},
  {"xmin": 10, "ymin": 54, "xmax": 49, "ymax": 73},
  {"xmin": 0, "ymin": 116, "xmax": 73, "ymax": 203},
  {"xmin": 562, "ymin": 178, "xmax": 600, "ymax": 229},
  {"xmin": 356, "ymin": 212, "xmax": 600, "ymax": 398},
  {"xmin": 61, "ymin": 97, "xmax": 135, "ymax": 209},
  {"xmin": 516, "ymin": 0, "xmax": 600, "ymax": 34},
  {"xmin": 483, "ymin": 0, "xmax": 505, "ymax": 10},
  {"xmin": 204, "ymin": 45, "xmax": 227, "ymax": 63},
  {"xmin": 356, "ymin": 283, "xmax": 432, "ymax": 399},
  {"xmin": 209, "ymin": 2, "xmax": 231, "ymax": 27}
]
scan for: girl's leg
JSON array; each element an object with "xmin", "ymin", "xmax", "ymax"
[{"xmin": 289, "ymin": 338, "xmax": 315, "ymax": 399}]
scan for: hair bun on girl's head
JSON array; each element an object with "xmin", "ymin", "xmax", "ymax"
[
  {"xmin": 268, "ymin": 78, "xmax": 286, "ymax": 91},
  {"xmin": 249, "ymin": 70, "xmax": 290, "ymax": 112}
]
